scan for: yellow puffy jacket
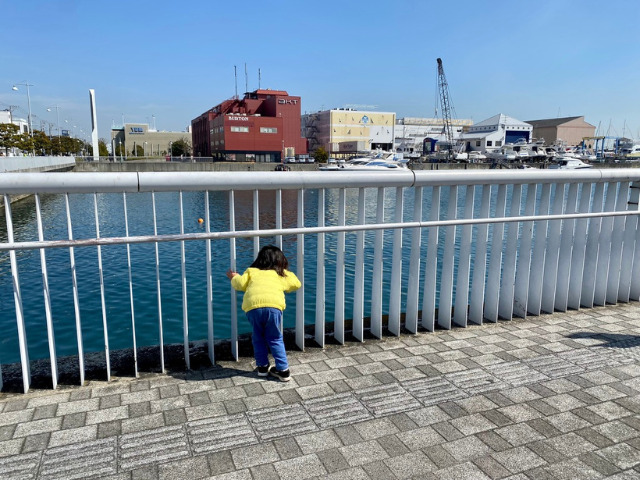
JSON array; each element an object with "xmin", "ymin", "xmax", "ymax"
[{"xmin": 231, "ymin": 268, "xmax": 301, "ymax": 312}]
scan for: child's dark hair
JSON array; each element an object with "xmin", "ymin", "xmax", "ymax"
[{"xmin": 250, "ymin": 245, "xmax": 289, "ymax": 277}]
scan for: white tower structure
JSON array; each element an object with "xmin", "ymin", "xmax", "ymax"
[{"xmin": 89, "ymin": 89, "xmax": 99, "ymax": 161}]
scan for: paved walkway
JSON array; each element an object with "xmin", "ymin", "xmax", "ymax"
[{"xmin": 1, "ymin": 304, "xmax": 640, "ymax": 479}]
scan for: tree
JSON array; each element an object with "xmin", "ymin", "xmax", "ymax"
[
  {"xmin": 0, "ymin": 123, "xmax": 21, "ymax": 155},
  {"xmin": 171, "ymin": 138, "xmax": 191, "ymax": 157},
  {"xmin": 32, "ymin": 130, "xmax": 52, "ymax": 155},
  {"xmin": 313, "ymin": 146, "xmax": 329, "ymax": 163}
]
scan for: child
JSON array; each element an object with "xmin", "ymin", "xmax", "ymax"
[{"xmin": 226, "ymin": 245, "xmax": 301, "ymax": 381}]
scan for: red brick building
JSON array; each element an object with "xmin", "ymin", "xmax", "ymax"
[{"xmin": 191, "ymin": 89, "xmax": 307, "ymax": 161}]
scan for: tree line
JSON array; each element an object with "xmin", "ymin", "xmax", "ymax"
[{"xmin": 0, "ymin": 123, "xmax": 109, "ymax": 156}]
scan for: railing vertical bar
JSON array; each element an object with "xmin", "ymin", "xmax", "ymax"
[
  {"xmin": 35, "ymin": 193, "xmax": 58, "ymax": 389},
  {"xmin": 4, "ymin": 194, "xmax": 30, "ymax": 393},
  {"xmin": 315, "ymin": 188, "xmax": 326, "ymax": 347},
  {"xmin": 276, "ymin": 189, "xmax": 283, "ymax": 250},
  {"xmin": 371, "ymin": 187, "xmax": 385, "ymax": 338},
  {"xmin": 66, "ymin": 193, "xmax": 85, "ymax": 383},
  {"xmin": 606, "ymin": 182, "xmax": 630, "ymax": 304},
  {"xmin": 498, "ymin": 184, "xmax": 522, "ymax": 320},
  {"xmin": 389, "ymin": 186, "xmax": 404, "ymax": 336},
  {"xmin": 151, "ymin": 192, "xmax": 165, "ymax": 373},
  {"xmin": 581, "ymin": 182, "xmax": 605, "ymax": 308},
  {"xmin": 484, "ymin": 184, "xmax": 507, "ymax": 322},
  {"xmin": 513, "ymin": 184, "xmax": 537, "ymax": 318},
  {"xmin": 335, "ymin": 188, "xmax": 346, "ymax": 344},
  {"xmin": 205, "ymin": 190, "xmax": 214, "ymax": 363},
  {"xmin": 527, "ymin": 183, "xmax": 551, "ymax": 315},
  {"xmin": 94, "ymin": 193, "xmax": 111, "ymax": 381},
  {"xmin": 179, "ymin": 191, "xmax": 190, "ymax": 369},
  {"xmin": 422, "ymin": 186, "xmax": 441, "ymax": 331},
  {"xmin": 122, "ymin": 193, "xmax": 138, "ymax": 378},
  {"xmin": 620, "ymin": 182, "xmax": 640, "ymax": 302},
  {"xmin": 406, "ymin": 186, "xmax": 424, "ymax": 333},
  {"xmin": 540, "ymin": 183, "xmax": 565, "ymax": 313},
  {"xmin": 469, "ymin": 184, "xmax": 491, "ymax": 324},
  {"xmin": 454, "ymin": 185, "xmax": 475, "ymax": 327},
  {"xmin": 296, "ymin": 190, "xmax": 305, "ymax": 351},
  {"xmin": 632, "ymin": 225, "xmax": 640, "ymax": 301},
  {"xmin": 568, "ymin": 183, "xmax": 593, "ymax": 309},
  {"xmin": 594, "ymin": 182, "xmax": 617, "ymax": 306},
  {"xmin": 352, "ymin": 188, "xmax": 366, "ymax": 341},
  {"xmin": 554, "ymin": 183, "xmax": 578, "ymax": 312},
  {"xmin": 438, "ymin": 185, "xmax": 458, "ymax": 329},
  {"xmin": 229, "ymin": 190, "xmax": 239, "ymax": 360},
  {"xmin": 253, "ymin": 189, "xmax": 260, "ymax": 258}
]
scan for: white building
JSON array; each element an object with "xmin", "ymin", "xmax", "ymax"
[
  {"xmin": 0, "ymin": 110, "xmax": 29, "ymax": 134},
  {"xmin": 459, "ymin": 113, "xmax": 533, "ymax": 152},
  {"xmin": 394, "ymin": 117, "xmax": 473, "ymax": 157}
]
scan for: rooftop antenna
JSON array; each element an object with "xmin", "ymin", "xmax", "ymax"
[
  {"xmin": 245, "ymin": 63, "xmax": 248, "ymax": 93},
  {"xmin": 258, "ymin": 68, "xmax": 261, "ymax": 90},
  {"xmin": 234, "ymin": 65, "xmax": 238, "ymax": 99}
]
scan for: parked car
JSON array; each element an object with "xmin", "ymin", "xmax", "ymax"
[{"xmin": 285, "ymin": 157, "xmax": 296, "ymax": 163}]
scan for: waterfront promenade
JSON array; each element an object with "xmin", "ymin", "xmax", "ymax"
[{"xmin": 0, "ymin": 304, "xmax": 639, "ymax": 479}]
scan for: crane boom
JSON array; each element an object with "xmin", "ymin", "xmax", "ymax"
[{"xmin": 436, "ymin": 58, "xmax": 455, "ymax": 160}]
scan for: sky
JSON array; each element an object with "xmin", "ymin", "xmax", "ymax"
[{"xmin": 2, "ymin": 0, "xmax": 640, "ymax": 143}]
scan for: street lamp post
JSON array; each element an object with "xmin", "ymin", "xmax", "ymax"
[
  {"xmin": 12, "ymin": 82, "xmax": 34, "ymax": 136},
  {"xmin": 47, "ymin": 105, "xmax": 61, "ymax": 155}
]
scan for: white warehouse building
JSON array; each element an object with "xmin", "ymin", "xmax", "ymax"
[{"xmin": 459, "ymin": 113, "xmax": 533, "ymax": 153}]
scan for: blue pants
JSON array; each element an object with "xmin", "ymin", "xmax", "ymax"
[{"xmin": 246, "ymin": 307, "xmax": 289, "ymax": 371}]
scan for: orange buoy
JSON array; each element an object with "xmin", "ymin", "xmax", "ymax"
[{"xmin": 197, "ymin": 218, "xmax": 204, "ymax": 223}]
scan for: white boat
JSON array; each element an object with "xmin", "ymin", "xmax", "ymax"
[
  {"xmin": 486, "ymin": 145, "xmax": 517, "ymax": 162},
  {"xmin": 467, "ymin": 151, "xmax": 487, "ymax": 162},
  {"xmin": 547, "ymin": 157, "xmax": 593, "ymax": 169},
  {"xmin": 621, "ymin": 144, "xmax": 640, "ymax": 161},
  {"xmin": 319, "ymin": 152, "xmax": 408, "ymax": 171}
]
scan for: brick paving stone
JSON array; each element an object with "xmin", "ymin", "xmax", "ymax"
[
  {"xmin": 433, "ymin": 460, "xmax": 492, "ymax": 480},
  {"xmin": 315, "ymin": 448, "xmax": 350, "ymax": 473},
  {"xmin": 340, "ymin": 439, "xmax": 389, "ymax": 467},
  {"xmin": 491, "ymin": 445, "xmax": 547, "ymax": 474},
  {"xmin": 40, "ymin": 437, "xmax": 117, "ymax": 479},
  {"xmin": 441, "ymin": 435, "xmax": 492, "ymax": 462},
  {"xmin": 354, "ymin": 383, "xmax": 421, "ymax": 417},
  {"xmin": 273, "ymin": 453, "xmax": 327, "ymax": 480},
  {"xmin": 247, "ymin": 403, "xmax": 317, "ymax": 442},
  {"xmin": 383, "ymin": 450, "xmax": 436, "ymax": 478},
  {"xmin": 294, "ymin": 429, "xmax": 342, "ymax": 454}
]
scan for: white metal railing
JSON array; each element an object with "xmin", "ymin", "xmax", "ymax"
[{"xmin": 1, "ymin": 169, "xmax": 639, "ymax": 393}]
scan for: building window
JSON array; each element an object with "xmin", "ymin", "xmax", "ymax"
[
  {"xmin": 260, "ymin": 127, "xmax": 277, "ymax": 134},
  {"xmin": 496, "ymin": 141, "xmax": 503, "ymax": 147},
  {"xmin": 486, "ymin": 140, "xmax": 493, "ymax": 147},
  {"xmin": 476, "ymin": 141, "xmax": 481, "ymax": 147},
  {"xmin": 230, "ymin": 126, "xmax": 249, "ymax": 133}
]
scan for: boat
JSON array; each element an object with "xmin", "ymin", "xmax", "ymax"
[
  {"xmin": 319, "ymin": 151, "xmax": 408, "ymax": 171},
  {"xmin": 547, "ymin": 156, "xmax": 593, "ymax": 169},
  {"xmin": 621, "ymin": 144, "xmax": 640, "ymax": 161},
  {"xmin": 467, "ymin": 151, "xmax": 487, "ymax": 163}
]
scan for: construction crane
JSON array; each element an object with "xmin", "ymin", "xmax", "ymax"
[{"xmin": 436, "ymin": 58, "xmax": 456, "ymax": 161}]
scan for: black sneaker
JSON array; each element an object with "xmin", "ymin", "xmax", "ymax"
[
  {"xmin": 256, "ymin": 365, "xmax": 270, "ymax": 377},
  {"xmin": 268, "ymin": 366, "xmax": 291, "ymax": 382}
]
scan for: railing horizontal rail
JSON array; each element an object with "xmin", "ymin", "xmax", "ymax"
[
  {"xmin": 1, "ymin": 169, "xmax": 638, "ymax": 195},
  {"xmin": 1, "ymin": 210, "xmax": 639, "ymax": 252}
]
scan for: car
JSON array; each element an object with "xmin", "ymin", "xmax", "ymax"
[{"xmin": 285, "ymin": 157, "xmax": 296, "ymax": 163}]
